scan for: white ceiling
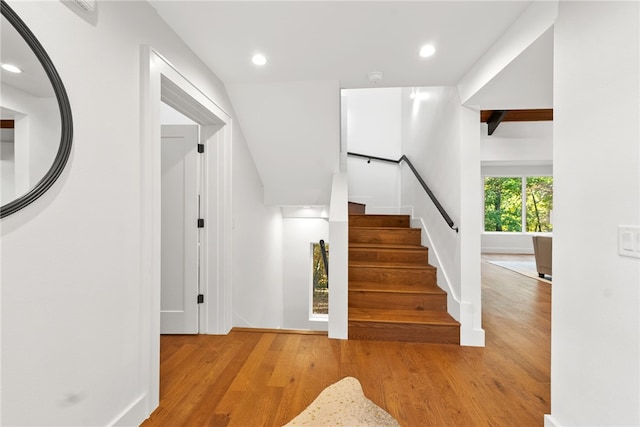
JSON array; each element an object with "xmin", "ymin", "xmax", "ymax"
[{"xmin": 149, "ymin": 1, "xmax": 534, "ymax": 89}]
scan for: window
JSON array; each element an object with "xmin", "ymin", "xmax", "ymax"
[
  {"xmin": 484, "ymin": 177, "xmax": 522, "ymax": 232},
  {"xmin": 311, "ymin": 242, "xmax": 328, "ymax": 315},
  {"xmin": 525, "ymin": 177, "xmax": 553, "ymax": 232},
  {"xmin": 484, "ymin": 176, "xmax": 553, "ymax": 232}
]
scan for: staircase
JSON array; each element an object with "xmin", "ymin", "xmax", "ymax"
[{"xmin": 348, "ymin": 212, "xmax": 460, "ymax": 344}]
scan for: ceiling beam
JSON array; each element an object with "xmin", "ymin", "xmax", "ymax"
[
  {"xmin": 481, "ymin": 109, "xmax": 553, "ymax": 136},
  {"xmin": 1, "ymin": 120, "xmax": 15, "ymax": 129},
  {"xmin": 486, "ymin": 110, "xmax": 508, "ymax": 136},
  {"xmin": 481, "ymin": 108, "xmax": 553, "ymax": 123}
]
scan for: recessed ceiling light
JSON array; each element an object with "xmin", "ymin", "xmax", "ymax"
[
  {"xmin": 252, "ymin": 54, "xmax": 267, "ymax": 66},
  {"xmin": 419, "ymin": 44, "xmax": 436, "ymax": 58},
  {"xmin": 1, "ymin": 63, "xmax": 22, "ymax": 73}
]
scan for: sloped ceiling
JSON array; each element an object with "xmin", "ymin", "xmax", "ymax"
[
  {"xmin": 466, "ymin": 27, "xmax": 554, "ymax": 110},
  {"xmin": 227, "ymin": 80, "xmax": 340, "ymax": 206}
]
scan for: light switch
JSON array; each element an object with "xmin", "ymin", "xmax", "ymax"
[{"xmin": 619, "ymin": 226, "xmax": 640, "ymax": 258}]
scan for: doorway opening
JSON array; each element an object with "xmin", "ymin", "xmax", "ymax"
[
  {"xmin": 160, "ymin": 102, "xmax": 202, "ymax": 334},
  {"xmin": 140, "ymin": 47, "xmax": 234, "ymax": 417}
]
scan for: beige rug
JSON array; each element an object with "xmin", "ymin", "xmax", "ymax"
[
  {"xmin": 283, "ymin": 377, "xmax": 400, "ymax": 426},
  {"xmin": 487, "ymin": 260, "xmax": 552, "ymax": 284}
]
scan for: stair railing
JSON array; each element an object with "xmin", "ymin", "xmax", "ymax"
[
  {"xmin": 347, "ymin": 152, "xmax": 459, "ymax": 233},
  {"xmin": 319, "ymin": 239, "xmax": 329, "ymax": 287}
]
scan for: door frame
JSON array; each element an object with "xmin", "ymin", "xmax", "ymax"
[{"xmin": 139, "ymin": 46, "xmax": 233, "ymax": 418}]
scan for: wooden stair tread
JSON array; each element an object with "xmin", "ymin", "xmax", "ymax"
[
  {"xmin": 350, "ymin": 261, "xmax": 435, "ymax": 270},
  {"xmin": 349, "ymin": 282, "xmax": 446, "ymax": 294},
  {"xmin": 349, "ymin": 215, "xmax": 409, "ymax": 221},
  {"xmin": 349, "ymin": 214, "xmax": 411, "ymax": 228},
  {"xmin": 349, "ymin": 242, "xmax": 427, "ymax": 250},
  {"xmin": 349, "ymin": 214, "xmax": 408, "ymax": 218},
  {"xmin": 349, "ymin": 308, "xmax": 459, "ymax": 326},
  {"xmin": 349, "ymin": 226, "xmax": 416, "ymax": 231}
]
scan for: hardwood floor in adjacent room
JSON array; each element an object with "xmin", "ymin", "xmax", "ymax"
[{"xmin": 142, "ymin": 255, "xmax": 551, "ymax": 426}]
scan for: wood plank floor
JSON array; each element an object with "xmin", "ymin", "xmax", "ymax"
[{"xmin": 142, "ymin": 254, "xmax": 551, "ymax": 426}]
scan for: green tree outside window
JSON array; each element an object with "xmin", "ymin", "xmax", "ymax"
[
  {"xmin": 526, "ymin": 177, "xmax": 553, "ymax": 232},
  {"xmin": 484, "ymin": 176, "xmax": 553, "ymax": 233},
  {"xmin": 312, "ymin": 243, "xmax": 328, "ymax": 314},
  {"xmin": 484, "ymin": 177, "xmax": 522, "ymax": 232}
]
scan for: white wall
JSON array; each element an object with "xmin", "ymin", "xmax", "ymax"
[
  {"xmin": 400, "ymin": 86, "xmax": 484, "ymax": 346},
  {"xmin": 547, "ymin": 2, "xmax": 639, "ymax": 426},
  {"xmin": 482, "ymin": 233, "xmax": 538, "ymax": 254},
  {"xmin": 232, "ymin": 122, "xmax": 284, "ymax": 329},
  {"xmin": 401, "ymin": 86, "xmax": 461, "ymax": 300},
  {"xmin": 226, "ymin": 80, "xmax": 341, "ymax": 206},
  {"xmin": 282, "ymin": 217, "xmax": 328, "ymax": 331},
  {"xmin": 343, "ymin": 88, "xmax": 402, "ymax": 212},
  {"xmin": 0, "ymin": 1, "xmax": 281, "ymax": 425},
  {"xmin": 481, "ymin": 121, "xmax": 553, "ymax": 163}
]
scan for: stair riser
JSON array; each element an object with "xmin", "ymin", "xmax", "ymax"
[
  {"xmin": 348, "ymin": 322, "xmax": 459, "ymax": 344},
  {"xmin": 349, "ymin": 228, "xmax": 421, "ymax": 245},
  {"xmin": 349, "ymin": 291, "xmax": 446, "ymax": 311},
  {"xmin": 349, "ymin": 215, "xmax": 410, "ymax": 228},
  {"xmin": 349, "ymin": 267, "xmax": 437, "ymax": 286},
  {"xmin": 349, "ymin": 248, "xmax": 428, "ymax": 264}
]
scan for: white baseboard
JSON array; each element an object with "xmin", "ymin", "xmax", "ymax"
[
  {"xmin": 544, "ymin": 414, "xmax": 560, "ymax": 427},
  {"xmin": 232, "ymin": 311, "xmax": 255, "ymax": 328},
  {"xmin": 460, "ymin": 326, "xmax": 486, "ymax": 347},
  {"xmin": 446, "ymin": 292, "xmax": 460, "ymax": 322},
  {"xmin": 397, "ymin": 206, "xmax": 413, "ymax": 215},
  {"xmin": 459, "ymin": 301, "xmax": 485, "ymax": 347},
  {"xmin": 410, "ymin": 217, "xmax": 459, "ymax": 303},
  {"xmin": 109, "ymin": 393, "xmax": 149, "ymax": 427}
]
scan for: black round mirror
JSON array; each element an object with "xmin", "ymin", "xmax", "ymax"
[{"xmin": 0, "ymin": 0, "xmax": 72, "ymax": 218}]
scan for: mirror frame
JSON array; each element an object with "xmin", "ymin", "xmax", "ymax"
[{"xmin": 0, "ymin": 0, "xmax": 73, "ymax": 218}]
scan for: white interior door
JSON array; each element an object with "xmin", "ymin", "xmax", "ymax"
[{"xmin": 161, "ymin": 124, "xmax": 200, "ymax": 334}]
